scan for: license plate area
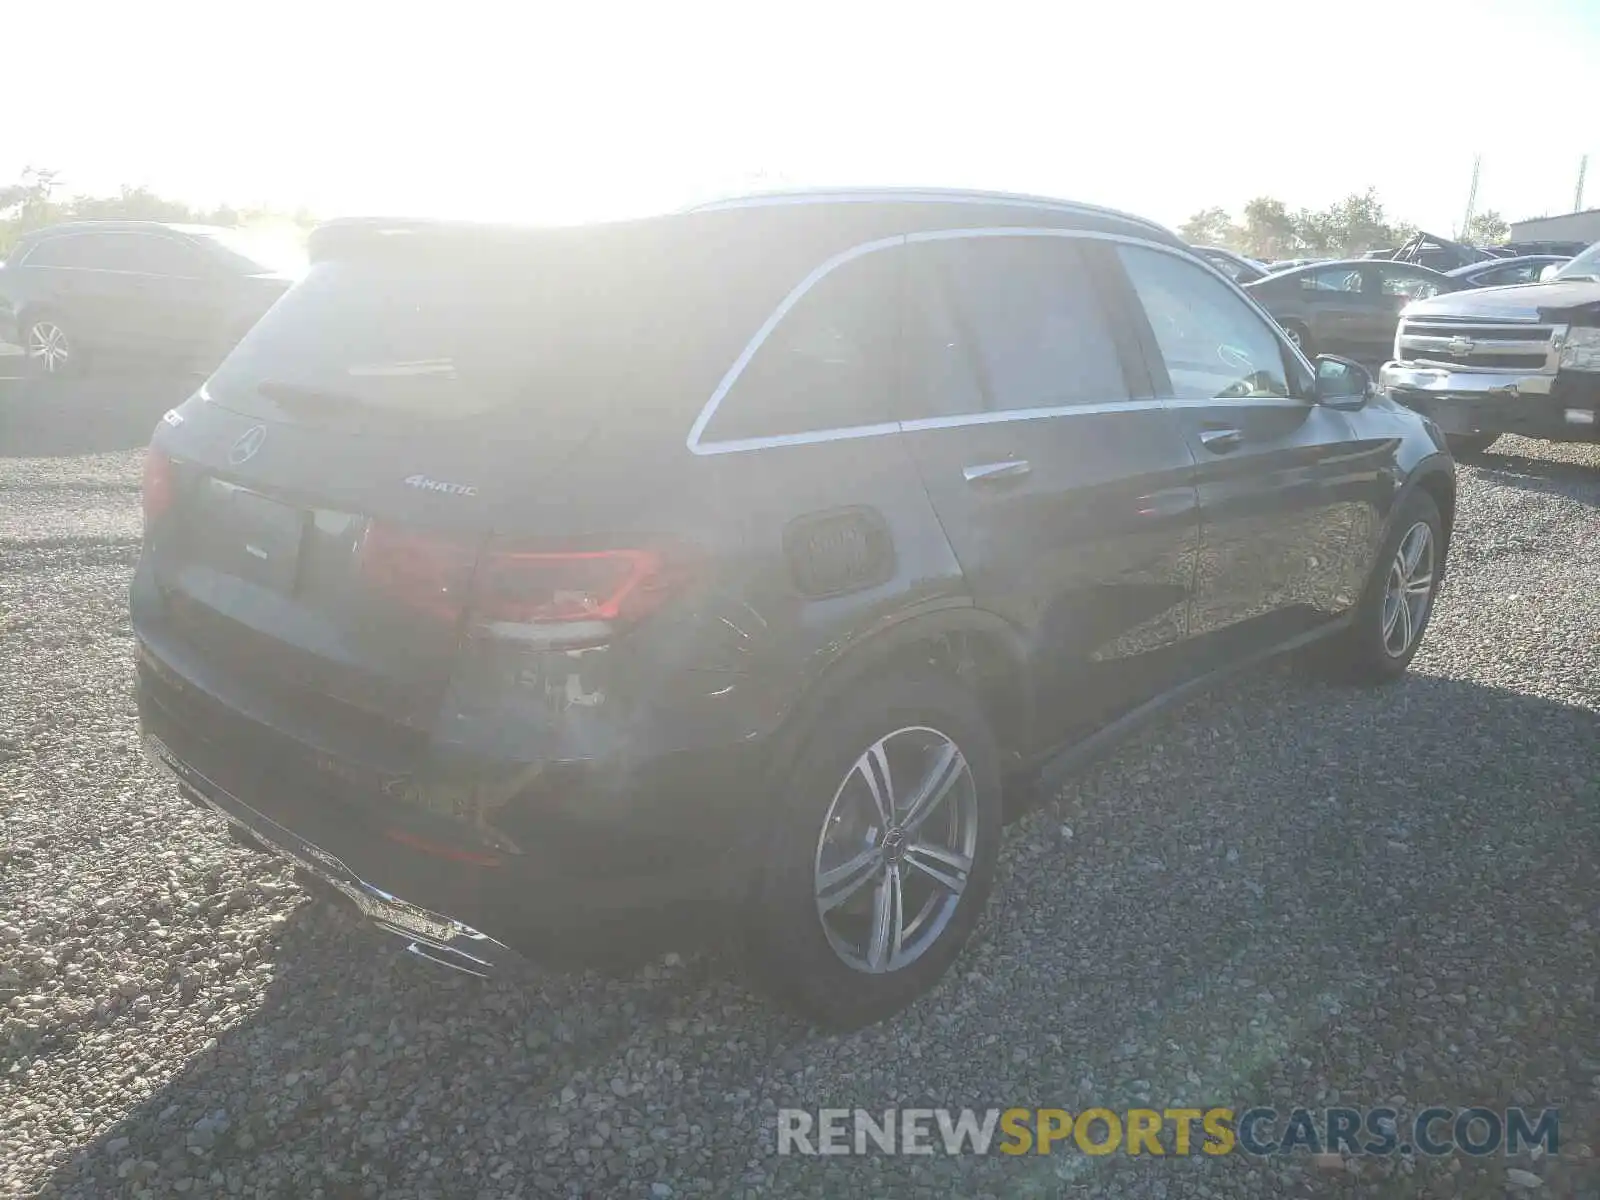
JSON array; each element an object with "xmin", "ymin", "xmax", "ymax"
[{"xmin": 195, "ymin": 478, "xmax": 306, "ymax": 592}]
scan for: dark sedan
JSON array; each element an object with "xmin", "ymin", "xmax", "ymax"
[
  {"xmin": 1191, "ymin": 245, "xmax": 1270, "ymax": 284},
  {"xmin": 0, "ymin": 220, "xmax": 303, "ymax": 376},
  {"xmin": 1444, "ymin": 254, "xmax": 1571, "ymax": 290},
  {"xmin": 1244, "ymin": 259, "xmax": 1465, "ymax": 361}
]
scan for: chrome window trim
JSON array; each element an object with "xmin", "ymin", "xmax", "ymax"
[
  {"xmin": 686, "ymin": 226, "xmax": 1310, "ymax": 457},
  {"xmin": 20, "ymin": 265, "xmax": 202, "ymax": 280},
  {"xmin": 683, "ymin": 233, "xmax": 908, "ymax": 453},
  {"xmin": 901, "ymin": 400, "xmax": 1166, "ymax": 432},
  {"xmin": 16, "ymin": 230, "xmax": 205, "ymax": 279}
]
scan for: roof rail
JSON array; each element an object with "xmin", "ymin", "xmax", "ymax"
[{"xmin": 683, "ymin": 186, "xmax": 1174, "ymax": 237}]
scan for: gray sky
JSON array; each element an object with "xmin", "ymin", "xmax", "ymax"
[{"xmin": 7, "ymin": 0, "xmax": 1598, "ymax": 233}]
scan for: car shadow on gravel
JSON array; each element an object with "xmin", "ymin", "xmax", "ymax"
[
  {"xmin": 1465, "ymin": 444, "xmax": 1600, "ymax": 506},
  {"xmin": 28, "ymin": 669, "xmax": 1600, "ymax": 1198},
  {"xmin": 0, "ymin": 373, "xmax": 197, "ymax": 458}
]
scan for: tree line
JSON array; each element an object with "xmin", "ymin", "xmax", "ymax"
[
  {"xmin": 1179, "ymin": 188, "xmax": 1510, "ymax": 261},
  {"xmin": 0, "ymin": 166, "xmax": 315, "ymax": 256}
]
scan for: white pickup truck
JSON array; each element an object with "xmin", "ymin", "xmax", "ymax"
[{"xmin": 1381, "ymin": 243, "xmax": 1600, "ymax": 455}]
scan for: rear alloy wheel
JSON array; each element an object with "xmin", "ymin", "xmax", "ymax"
[
  {"xmin": 24, "ymin": 316, "xmax": 78, "ymax": 376},
  {"xmin": 812, "ymin": 726, "xmax": 980, "ymax": 975},
  {"xmin": 748, "ymin": 671, "xmax": 1001, "ymax": 1029},
  {"xmin": 1313, "ymin": 489, "xmax": 1443, "ymax": 684}
]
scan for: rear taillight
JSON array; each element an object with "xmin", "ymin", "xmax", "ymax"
[
  {"xmin": 357, "ymin": 524, "xmax": 688, "ymax": 645},
  {"xmin": 470, "ymin": 542, "xmax": 688, "ymax": 645},
  {"xmin": 141, "ymin": 447, "xmax": 175, "ymax": 531},
  {"xmin": 472, "ymin": 548, "xmax": 668, "ymax": 625},
  {"xmin": 357, "ymin": 522, "xmax": 479, "ymax": 623}
]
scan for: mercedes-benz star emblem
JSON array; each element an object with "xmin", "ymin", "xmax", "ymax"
[{"xmin": 228, "ymin": 424, "xmax": 268, "ymax": 466}]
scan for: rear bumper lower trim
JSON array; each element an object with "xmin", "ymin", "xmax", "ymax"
[{"xmin": 144, "ymin": 733, "xmax": 522, "ymax": 978}]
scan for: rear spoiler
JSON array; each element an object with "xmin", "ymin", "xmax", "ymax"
[{"xmin": 307, "ymin": 217, "xmax": 595, "ymax": 264}]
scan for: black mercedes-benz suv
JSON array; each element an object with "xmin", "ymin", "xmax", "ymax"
[{"xmin": 132, "ymin": 190, "xmax": 1455, "ymax": 1028}]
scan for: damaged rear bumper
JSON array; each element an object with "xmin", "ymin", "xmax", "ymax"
[
  {"xmin": 132, "ymin": 623, "xmax": 767, "ymax": 973},
  {"xmin": 145, "ymin": 733, "xmax": 519, "ymax": 977}
]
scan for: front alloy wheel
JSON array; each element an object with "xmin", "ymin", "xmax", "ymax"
[
  {"xmin": 26, "ymin": 320, "xmax": 73, "ymax": 374},
  {"xmin": 1380, "ymin": 521, "xmax": 1434, "ymax": 658},
  {"xmin": 813, "ymin": 726, "xmax": 979, "ymax": 974},
  {"xmin": 1308, "ymin": 487, "xmax": 1444, "ymax": 684}
]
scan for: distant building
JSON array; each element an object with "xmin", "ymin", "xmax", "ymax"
[{"xmin": 1508, "ymin": 208, "xmax": 1600, "ymax": 244}]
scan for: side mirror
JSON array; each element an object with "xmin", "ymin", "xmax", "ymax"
[
  {"xmin": 1538, "ymin": 263, "xmax": 1563, "ymax": 282},
  {"xmin": 1314, "ymin": 355, "xmax": 1372, "ymax": 410}
]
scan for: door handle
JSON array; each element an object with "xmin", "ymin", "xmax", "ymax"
[
  {"xmin": 963, "ymin": 459, "xmax": 1031, "ymax": 483},
  {"xmin": 1198, "ymin": 428, "xmax": 1243, "ymax": 453}
]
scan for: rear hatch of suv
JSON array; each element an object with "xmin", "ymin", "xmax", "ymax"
[
  {"xmin": 140, "ymin": 218, "xmax": 732, "ymax": 777},
  {"xmin": 139, "ymin": 207, "xmax": 897, "ymax": 791}
]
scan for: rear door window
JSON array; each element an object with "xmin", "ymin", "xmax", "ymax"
[
  {"xmin": 1376, "ymin": 266, "xmax": 1445, "ymax": 301},
  {"xmin": 23, "ymin": 233, "xmax": 113, "ymax": 269},
  {"xmin": 108, "ymin": 234, "xmax": 209, "ymax": 277},
  {"xmin": 700, "ymin": 245, "xmax": 902, "ymax": 443},
  {"xmin": 903, "ymin": 235, "xmax": 1128, "ymax": 418},
  {"xmin": 1497, "ymin": 262, "xmax": 1542, "ymax": 285},
  {"xmin": 1118, "ymin": 244, "xmax": 1297, "ymax": 400},
  {"xmin": 1301, "ymin": 266, "xmax": 1366, "ymax": 293}
]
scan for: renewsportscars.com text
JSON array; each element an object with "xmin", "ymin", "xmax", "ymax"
[{"xmin": 776, "ymin": 1106, "xmax": 1560, "ymax": 1158}]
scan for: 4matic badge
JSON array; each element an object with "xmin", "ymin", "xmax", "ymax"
[{"xmin": 404, "ymin": 474, "xmax": 478, "ymax": 497}]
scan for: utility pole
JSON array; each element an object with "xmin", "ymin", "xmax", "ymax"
[
  {"xmin": 1459, "ymin": 154, "xmax": 1481, "ymax": 239},
  {"xmin": 1577, "ymin": 155, "xmax": 1589, "ymax": 212}
]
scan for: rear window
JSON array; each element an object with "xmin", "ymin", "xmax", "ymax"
[
  {"xmin": 205, "ymin": 215, "xmax": 910, "ymax": 437},
  {"xmin": 209, "ymin": 254, "xmax": 611, "ymax": 424}
]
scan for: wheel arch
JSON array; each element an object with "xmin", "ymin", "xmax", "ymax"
[
  {"xmin": 769, "ymin": 603, "xmax": 1037, "ymax": 780},
  {"xmin": 1404, "ymin": 456, "xmax": 1456, "ymax": 561}
]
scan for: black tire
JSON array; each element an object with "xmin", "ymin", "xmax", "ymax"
[
  {"xmin": 1281, "ymin": 320, "xmax": 1313, "ymax": 357},
  {"xmin": 1446, "ymin": 432, "xmax": 1498, "ymax": 459},
  {"xmin": 20, "ymin": 310, "xmax": 85, "ymax": 378},
  {"xmin": 745, "ymin": 670, "xmax": 1003, "ymax": 1030},
  {"xmin": 1314, "ymin": 489, "xmax": 1444, "ymax": 685}
]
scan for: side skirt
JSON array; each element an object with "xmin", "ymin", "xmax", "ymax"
[{"xmin": 1011, "ymin": 615, "xmax": 1353, "ymax": 812}]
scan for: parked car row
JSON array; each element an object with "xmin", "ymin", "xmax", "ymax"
[
  {"xmin": 1367, "ymin": 230, "xmax": 1588, "ymax": 271},
  {"xmin": 129, "ymin": 188, "xmax": 1457, "ymax": 1027},
  {"xmin": 1241, "ymin": 258, "xmax": 1465, "ymax": 361},
  {"xmin": 0, "ymin": 221, "xmax": 303, "ymax": 376},
  {"xmin": 1196, "ymin": 230, "xmax": 1600, "ymax": 455},
  {"xmin": 1189, "ymin": 243, "xmax": 1583, "ymax": 377},
  {"xmin": 1382, "ymin": 240, "xmax": 1600, "ymax": 454}
]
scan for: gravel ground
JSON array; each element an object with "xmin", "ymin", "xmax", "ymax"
[{"xmin": 2, "ymin": 418, "xmax": 1597, "ymax": 1199}]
